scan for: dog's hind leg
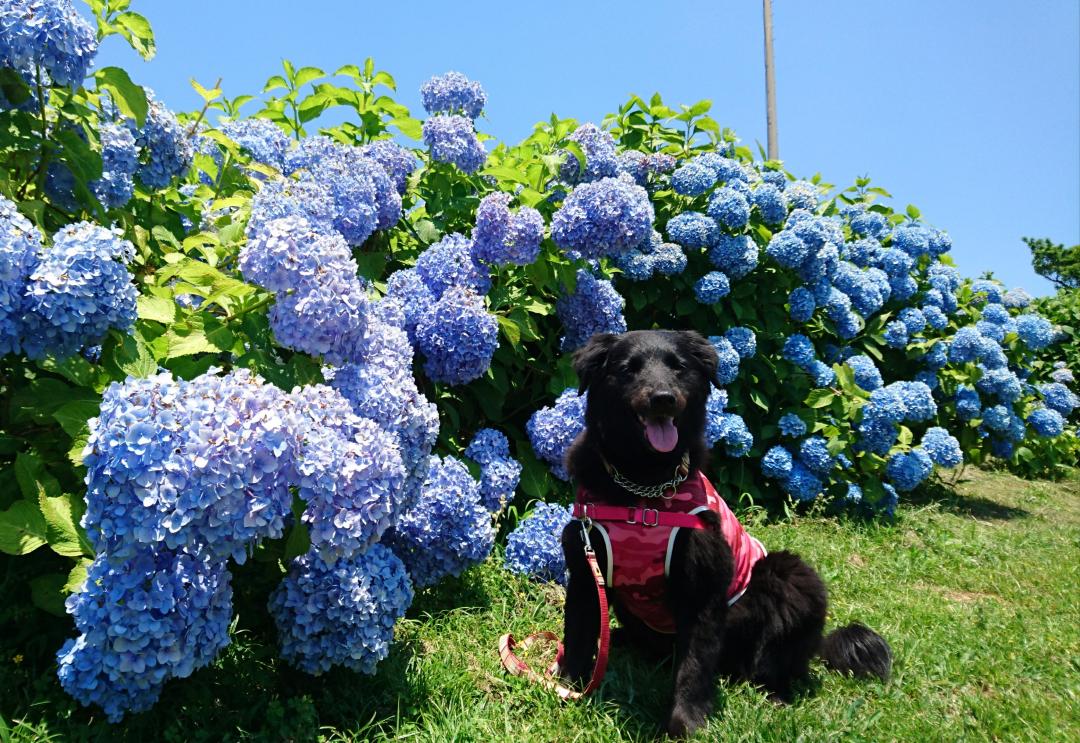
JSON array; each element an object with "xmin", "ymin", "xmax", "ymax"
[{"xmin": 559, "ymin": 522, "xmax": 604, "ymax": 685}]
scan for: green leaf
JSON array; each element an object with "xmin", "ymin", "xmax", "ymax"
[
  {"xmin": 0, "ymin": 68, "xmax": 32, "ymax": 106},
  {"xmin": 38, "ymin": 487, "xmax": 92, "ymax": 558},
  {"xmin": 0, "ymin": 500, "xmax": 48, "ymax": 555},
  {"xmin": 805, "ymin": 388, "xmax": 835, "ymax": 409},
  {"xmin": 264, "ymin": 75, "xmax": 289, "ymax": 93},
  {"xmin": 95, "ymin": 67, "xmax": 148, "ymax": 127},
  {"xmin": 65, "ymin": 559, "xmax": 92, "ymax": 593},
  {"xmin": 497, "ymin": 315, "xmax": 521, "ymax": 350},
  {"xmin": 137, "ymin": 295, "xmax": 177, "ymax": 324},
  {"xmin": 14, "ymin": 452, "xmax": 60, "ymax": 501},
  {"xmin": 905, "ymin": 204, "xmax": 921, "ymax": 219},
  {"xmin": 190, "ymin": 78, "xmax": 221, "ymax": 103},
  {"xmin": 103, "ymin": 330, "xmax": 156, "ymax": 378},
  {"xmin": 283, "ymin": 522, "xmax": 310, "ymax": 561},
  {"xmin": 295, "ymin": 66, "xmax": 325, "ymax": 87},
  {"xmin": 115, "ymin": 12, "xmax": 156, "ymax": 59},
  {"xmin": 52, "ymin": 399, "xmax": 100, "ymax": 440},
  {"xmin": 30, "ymin": 573, "xmax": 68, "ymax": 616},
  {"xmin": 389, "ymin": 116, "xmax": 422, "ymax": 140}
]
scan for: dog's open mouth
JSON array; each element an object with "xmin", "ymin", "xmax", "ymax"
[{"xmin": 640, "ymin": 415, "xmax": 678, "ymax": 453}]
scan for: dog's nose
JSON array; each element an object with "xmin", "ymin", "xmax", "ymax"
[{"xmin": 650, "ymin": 390, "xmax": 677, "ymax": 409}]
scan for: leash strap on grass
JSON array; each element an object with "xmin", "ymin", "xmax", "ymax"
[{"xmin": 498, "ymin": 548, "xmax": 610, "ymax": 700}]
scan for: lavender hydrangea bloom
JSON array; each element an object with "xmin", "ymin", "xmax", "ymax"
[
  {"xmin": 672, "ymin": 160, "xmax": 717, "ymax": 196},
  {"xmin": 551, "ymin": 175, "xmax": 654, "ymax": 258},
  {"xmin": 693, "ymin": 271, "xmax": 731, "ymax": 304},
  {"xmin": 465, "ymin": 429, "xmax": 511, "ymax": 465},
  {"xmin": 20, "ymin": 222, "xmax": 136, "ymax": 360},
  {"xmin": 246, "ymin": 177, "xmax": 337, "ymax": 238},
  {"xmin": 527, "ymin": 388, "xmax": 587, "ymax": 481},
  {"xmin": 240, "ymin": 216, "xmax": 356, "ymax": 294},
  {"xmin": 616, "ymin": 151, "xmax": 648, "ymax": 185},
  {"xmin": 708, "ymin": 234, "xmax": 759, "ymax": 278},
  {"xmin": 91, "ymin": 122, "xmax": 137, "ymax": 207},
  {"xmin": 645, "ymin": 152, "xmax": 676, "ymax": 174},
  {"xmin": 57, "ymin": 545, "xmax": 233, "ymax": 722},
  {"xmin": 415, "ymin": 287, "xmax": 498, "ymax": 385},
  {"xmin": 220, "ymin": 118, "xmax": 291, "ymax": 172},
  {"xmin": 1002, "ymin": 287, "xmax": 1033, "ymax": 309},
  {"xmin": 0, "ymin": 195, "xmax": 40, "ymax": 355},
  {"xmin": 667, "ymin": 211, "xmax": 720, "ymax": 249},
  {"xmin": 752, "ymin": 183, "xmax": 788, "ymax": 225},
  {"xmin": 416, "ymin": 233, "xmax": 491, "ymax": 297},
  {"xmin": 472, "ymin": 192, "xmax": 545, "ymax": 266},
  {"xmin": 1038, "ymin": 382, "xmax": 1079, "ymax": 416},
  {"xmin": 423, "ymin": 114, "xmax": 486, "ymax": 173},
  {"xmin": 269, "ymin": 545, "xmax": 413, "ymax": 675},
  {"xmin": 556, "ymin": 269, "xmax": 627, "ymax": 351},
  {"xmin": 420, "ymin": 71, "xmax": 487, "ymax": 119},
  {"xmin": 386, "ymin": 456, "xmax": 494, "ymax": 587},
  {"xmin": 0, "ymin": 0, "xmax": 97, "ymax": 89},
  {"xmin": 269, "ymin": 267, "xmax": 370, "ymax": 366},
  {"xmin": 384, "ymin": 268, "xmax": 435, "ymax": 342},
  {"xmin": 559, "ymin": 123, "xmax": 619, "ymax": 184},
  {"xmin": 359, "ymin": 139, "xmax": 418, "ymax": 195},
  {"xmin": 504, "ymin": 502, "xmax": 573, "ymax": 584}
]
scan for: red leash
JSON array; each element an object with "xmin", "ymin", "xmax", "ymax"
[{"xmin": 499, "ymin": 522, "xmax": 610, "ymax": 699}]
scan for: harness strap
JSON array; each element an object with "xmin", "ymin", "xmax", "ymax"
[
  {"xmin": 498, "ymin": 547, "xmax": 610, "ymax": 699},
  {"xmin": 572, "ymin": 502, "xmax": 710, "ymax": 530}
]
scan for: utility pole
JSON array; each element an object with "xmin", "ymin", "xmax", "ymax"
[{"xmin": 763, "ymin": 0, "xmax": 779, "ymax": 160}]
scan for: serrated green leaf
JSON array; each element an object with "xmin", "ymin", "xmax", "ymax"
[
  {"xmin": 389, "ymin": 116, "xmax": 422, "ymax": 140},
  {"xmin": 0, "ymin": 500, "xmax": 48, "ymax": 555},
  {"xmin": 65, "ymin": 558, "xmax": 92, "ymax": 593},
  {"xmin": 14, "ymin": 452, "xmax": 60, "ymax": 501},
  {"xmin": 95, "ymin": 67, "xmax": 148, "ymax": 126},
  {"xmin": 137, "ymin": 295, "xmax": 177, "ymax": 324},
  {"xmin": 38, "ymin": 486, "xmax": 92, "ymax": 558},
  {"xmin": 115, "ymin": 12, "xmax": 156, "ymax": 60},
  {"xmin": 497, "ymin": 315, "xmax": 521, "ymax": 350},
  {"xmin": 52, "ymin": 399, "xmax": 100, "ymax": 440},
  {"xmin": 805, "ymin": 388, "xmax": 835, "ymax": 409}
]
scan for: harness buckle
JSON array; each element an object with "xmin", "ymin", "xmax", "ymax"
[
  {"xmin": 625, "ymin": 507, "xmax": 637, "ymax": 524},
  {"xmin": 641, "ymin": 508, "xmax": 660, "ymax": 527},
  {"xmin": 579, "ymin": 516, "xmax": 594, "ymax": 554}
]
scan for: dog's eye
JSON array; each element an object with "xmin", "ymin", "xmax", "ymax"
[
  {"xmin": 622, "ymin": 356, "xmax": 644, "ymax": 373},
  {"xmin": 664, "ymin": 354, "xmax": 686, "ymax": 371}
]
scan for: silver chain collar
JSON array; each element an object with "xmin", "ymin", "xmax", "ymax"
[{"xmin": 602, "ymin": 452, "xmax": 690, "ymax": 500}]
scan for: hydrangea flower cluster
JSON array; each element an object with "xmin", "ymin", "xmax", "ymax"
[
  {"xmin": 92, "ymin": 122, "xmax": 138, "ymax": 207},
  {"xmin": 420, "ymin": 71, "xmax": 486, "ymax": 119},
  {"xmin": 464, "ymin": 428, "xmax": 522, "ymax": 512},
  {"xmin": 134, "ymin": 92, "xmax": 194, "ymax": 189},
  {"xmin": 527, "ymin": 388, "xmax": 587, "ymax": 481},
  {"xmin": 385, "ymin": 456, "xmax": 494, "ymax": 587},
  {"xmin": 0, "ymin": 195, "xmax": 41, "ymax": 355},
  {"xmin": 268, "ymin": 545, "xmax": 413, "ymax": 675},
  {"xmin": 423, "ymin": 114, "xmax": 486, "ymax": 173},
  {"xmin": 415, "ymin": 286, "xmax": 499, "ymax": 385},
  {"xmin": 471, "ymin": 192, "xmax": 545, "ymax": 266},
  {"xmin": 0, "ymin": 0, "xmax": 97, "ymax": 91},
  {"xmin": 504, "ymin": 501, "xmax": 573, "ymax": 584},
  {"xmin": 704, "ymin": 387, "xmax": 754, "ymax": 456},
  {"xmin": 551, "ymin": 174, "xmax": 654, "ymax": 259},
  {"xmin": 556, "ymin": 269, "xmax": 627, "ymax": 351},
  {"xmin": 559, "ymin": 123, "xmax": 618, "ymax": 184},
  {"xmin": 19, "ymin": 221, "xmax": 137, "ymax": 360},
  {"xmin": 359, "ymin": 139, "xmax": 418, "ymax": 195},
  {"xmin": 221, "ymin": 118, "xmax": 292, "ymax": 172}
]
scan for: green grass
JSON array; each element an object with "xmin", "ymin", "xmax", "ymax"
[{"xmin": 2, "ymin": 467, "xmax": 1078, "ymax": 742}]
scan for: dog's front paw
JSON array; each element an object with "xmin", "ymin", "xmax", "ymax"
[
  {"xmin": 557, "ymin": 657, "xmax": 591, "ymax": 687},
  {"xmin": 665, "ymin": 704, "xmax": 707, "ymax": 739}
]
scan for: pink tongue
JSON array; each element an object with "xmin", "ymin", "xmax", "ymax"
[{"xmin": 645, "ymin": 418, "xmax": 678, "ymax": 453}]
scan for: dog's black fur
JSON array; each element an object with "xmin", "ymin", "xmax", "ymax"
[{"xmin": 560, "ymin": 330, "xmax": 892, "ymax": 738}]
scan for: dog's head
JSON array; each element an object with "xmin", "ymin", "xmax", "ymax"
[{"xmin": 573, "ymin": 330, "xmax": 718, "ymax": 458}]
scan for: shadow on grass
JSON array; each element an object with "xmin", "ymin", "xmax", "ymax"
[{"xmin": 905, "ymin": 478, "xmax": 1031, "ymax": 521}]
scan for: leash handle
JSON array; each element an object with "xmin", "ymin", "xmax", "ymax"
[{"xmin": 499, "ymin": 547, "xmax": 610, "ymax": 699}]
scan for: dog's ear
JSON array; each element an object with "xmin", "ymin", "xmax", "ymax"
[
  {"xmin": 680, "ymin": 331, "xmax": 720, "ymax": 388},
  {"xmin": 573, "ymin": 333, "xmax": 618, "ymax": 394}
]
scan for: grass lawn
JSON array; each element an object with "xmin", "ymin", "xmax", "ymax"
[{"xmin": 2, "ymin": 467, "xmax": 1078, "ymax": 742}]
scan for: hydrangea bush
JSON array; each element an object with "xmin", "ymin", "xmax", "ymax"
[{"xmin": 0, "ymin": 1, "xmax": 1075, "ymax": 723}]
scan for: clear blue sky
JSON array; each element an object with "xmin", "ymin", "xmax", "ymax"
[{"xmin": 96, "ymin": 0, "xmax": 1080, "ymax": 296}]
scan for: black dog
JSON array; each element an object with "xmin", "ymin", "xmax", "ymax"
[{"xmin": 560, "ymin": 330, "xmax": 891, "ymax": 738}]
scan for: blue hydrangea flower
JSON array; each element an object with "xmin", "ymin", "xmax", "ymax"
[
  {"xmin": 551, "ymin": 175, "xmax": 654, "ymax": 259},
  {"xmin": 784, "ymin": 180, "xmax": 819, "ymax": 212},
  {"xmin": 922, "ymin": 341, "xmax": 949, "ymax": 370},
  {"xmin": 693, "ymin": 271, "xmax": 731, "ymax": 304},
  {"xmin": 778, "ymin": 413, "xmax": 807, "ymax": 438},
  {"xmin": 798, "ymin": 436, "xmax": 834, "ymax": 475},
  {"xmin": 1050, "ymin": 367, "xmax": 1074, "ymax": 385},
  {"xmin": 782, "ymin": 333, "xmax": 816, "ymax": 368},
  {"xmin": 91, "ymin": 121, "xmax": 137, "ymax": 207},
  {"xmin": 955, "ymin": 386, "xmax": 982, "ymax": 420},
  {"xmin": 504, "ymin": 502, "xmax": 573, "ymax": 584},
  {"xmin": 708, "ymin": 335, "xmax": 741, "ymax": 385},
  {"xmin": 708, "ymin": 234, "xmax": 759, "ymax": 278},
  {"xmin": 415, "ymin": 287, "xmax": 499, "ymax": 385},
  {"xmin": 724, "ymin": 327, "xmax": 756, "ymax": 359},
  {"xmin": 667, "ymin": 211, "xmax": 720, "ymax": 249},
  {"xmin": 465, "ymin": 428, "xmax": 511, "ymax": 465},
  {"xmin": 707, "ymin": 186, "xmax": 750, "ymax": 230},
  {"xmin": 616, "ymin": 151, "xmax": 648, "ymax": 185},
  {"xmin": 704, "ymin": 386, "xmax": 729, "ymax": 446},
  {"xmin": 269, "ymin": 265, "xmax": 371, "ymax": 366},
  {"xmin": 386, "ymin": 456, "xmax": 494, "ymax": 587},
  {"xmin": 0, "ymin": 195, "xmax": 40, "ymax": 355},
  {"xmin": 883, "ymin": 320, "xmax": 909, "ymax": 349},
  {"xmin": 1038, "ymin": 382, "xmax": 1078, "ymax": 416},
  {"xmin": 645, "ymin": 152, "xmax": 676, "ymax": 174},
  {"xmin": 0, "ymin": 0, "xmax": 97, "ymax": 90},
  {"xmin": 892, "ymin": 380, "xmax": 937, "ymax": 421},
  {"xmin": 220, "ymin": 118, "xmax": 291, "ymax": 172},
  {"xmin": 134, "ymin": 92, "xmax": 194, "ymax": 189},
  {"xmin": 269, "ymin": 545, "xmax": 413, "ymax": 675},
  {"xmin": 899, "ymin": 307, "xmax": 927, "ymax": 335},
  {"xmin": 246, "ymin": 177, "xmax": 337, "ymax": 238},
  {"xmin": 416, "ymin": 232, "xmax": 490, "ymax": 298},
  {"xmin": 842, "ymin": 238, "xmax": 883, "ymax": 268},
  {"xmin": 760, "ymin": 169, "xmax": 787, "ymax": 189},
  {"xmin": 846, "ymin": 206, "xmax": 890, "ymax": 240},
  {"xmin": 672, "ymin": 160, "xmax": 717, "ymax": 196},
  {"xmin": 57, "ymin": 545, "xmax": 233, "ymax": 723},
  {"xmin": 921, "ymin": 427, "xmax": 962, "ymax": 467},
  {"xmin": 559, "ymin": 123, "xmax": 619, "ymax": 184},
  {"xmin": 20, "ymin": 221, "xmax": 136, "ymax": 360},
  {"xmin": 788, "ymin": 286, "xmax": 816, "ymax": 322},
  {"xmin": 651, "ymin": 242, "xmax": 687, "ymax": 276},
  {"xmin": 891, "ymin": 224, "xmax": 932, "ymax": 257},
  {"xmin": 971, "ymin": 279, "xmax": 1004, "ymax": 305},
  {"xmin": 1028, "ymin": 408, "xmax": 1065, "ymax": 437},
  {"xmin": 240, "ymin": 215, "xmax": 356, "ymax": 294},
  {"xmin": 477, "ymin": 457, "xmax": 522, "ymax": 512},
  {"xmin": 1002, "ymin": 287, "xmax": 1033, "ymax": 309},
  {"xmin": 527, "ymin": 388, "xmax": 586, "ymax": 481},
  {"xmin": 556, "ymin": 269, "xmax": 626, "ymax": 351},
  {"xmin": 384, "ymin": 268, "xmax": 434, "ymax": 342},
  {"xmin": 423, "ymin": 114, "xmax": 486, "ymax": 173},
  {"xmin": 716, "ymin": 412, "xmax": 753, "ymax": 457},
  {"xmin": 922, "ymin": 304, "xmax": 948, "ymax": 330},
  {"xmin": 420, "ymin": 71, "xmax": 486, "ymax": 118},
  {"xmin": 976, "ymin": 367, "xmax": 1022, "ymax": 402},
  {"xmin": 766, "ymin": 230, "xmax": 809, "ymax": 269},
  {"xmin": 359, "ymin": 139, "xmax": 418, "ymax": 195},
  {"xmin": 1015, "ymin": 314, "xmax": 1053, "ymax": 350},
  {"xmin": 752, "ymin": 183, "xmax": 788, "ymax": 225},
  {"xmin": 846, "ymin": 354, "xmax": 883, "ymax": 391},
  {"xmin": 472, "ymin": 192, "xmax": 545, "ymax": 266},
  {"xmin": 783, "ymin": 460, "xmax": 823, "ymax": 501},
  {"xmin": 949, "ymin": 326, "xmax": 982, "ymax": 363},
  {"xmin": 761, "ymin": 445, "xmax": 793, "ymax": 479},
  {"xmin": 886, "ymin": 449, "xmax": 933, "ymax": 492}
]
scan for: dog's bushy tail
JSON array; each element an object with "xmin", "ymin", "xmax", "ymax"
[{"xmin": 819, "ymin": 622, "xmax": 892, "ymax": 682}]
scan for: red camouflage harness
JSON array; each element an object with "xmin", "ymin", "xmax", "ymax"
[{"xmin": 498, "ymin": 468, "xmax": 766, "ymax": 697}]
